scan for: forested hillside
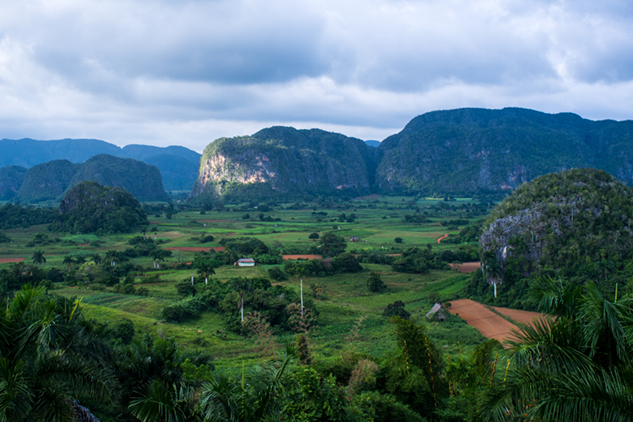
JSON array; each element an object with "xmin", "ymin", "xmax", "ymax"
[{"xmin": 466, "ymin": 168, "xmax": 633, "ymax": 308}]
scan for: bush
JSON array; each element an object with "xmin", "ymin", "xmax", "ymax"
[
  {"xmin": 161, "ymin": 296, "xmax": 209, "ymax": 322},
  {"xmin": 367, "ymin": 272, "xmax": 386, "ymax": 292},
  {"xmin": 268, "ymin": 267, "xmax": 288, "ymax": 281},
  {"xmin": 308, "ymin": 232, "xmax": 320, "ymax": 240},
  {"xmin": 394, "ymin": 237, "xmax": 403, "ymax": 243},
  {"xmin": 383, "ymin": 301, "xmax": 410, "ymax": 319}
]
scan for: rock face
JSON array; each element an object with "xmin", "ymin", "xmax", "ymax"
[
  {"xmin": 189, "ymin": 127, "xmax": 376, "ymax": 201},
  {"xmin": 376, "ymin": 107, "xmax": 633, "ymax": 195},
  {"xmin": 0, "ymin": 166, "xmax": 28, "ymax": 200},
  {"xmin": 15, "ymin": 155, "xmax": 168, "ymax": 203}
]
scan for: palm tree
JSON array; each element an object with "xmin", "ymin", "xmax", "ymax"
[
  {"xmin": 479, "ymin": 277, "xmax": 633, "ymax": 421},
  {"xmin": 0, "ymin": 284, "xmax": 114, "ymax": 421},
  {"xmin": 230, "ymin": 277, "xmax": 252, "ymax": 322},
  {"xmin": 31, "ymin": 249, "xmax": 46, "ymax": 268},
  {"xmin": 63, "ymin": 255, "xmax": 75, "ymax": 271},
  {"xmin": 196, "ymin": 260, "xmax": 216, "ymax": 284},
  {"xmin": 296, "ymin": 267, "xmax": 306, "ymax": 317},
  {"xmin": 105, "ymin": 250, "xmax": 118, "ymax": 267}
]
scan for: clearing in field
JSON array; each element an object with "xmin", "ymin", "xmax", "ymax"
[
  {"xmin": 282, "ymin": 254, "xmax": 322, "ymax": 260},
  {"xmin": 448, "ymin": 299, "xmax": 544, "ymax": 344}
]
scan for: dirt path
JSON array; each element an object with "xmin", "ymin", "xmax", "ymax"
[
  {"xmin": 437, "ymin": 234, "xmax": 449, "ymax": 243},
  {"xmin": 448, "ymin": 262, "xmax": 481, "ymax": 273}
]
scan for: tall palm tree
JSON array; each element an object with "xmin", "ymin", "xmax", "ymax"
[
  {"xmin": 105, "ymin": 250, "xmax": 118, "ymax": 267},
  {"xmin": 230, "ymin": 277, "xmax": 252, "ymax": 322},
  {"xmin": 31, "ymin": 249, "xmax": 46, "ymax": 268}
]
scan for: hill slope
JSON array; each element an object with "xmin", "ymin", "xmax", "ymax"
[
  {"xmin": 0, "ymin": 166, "xmax": 28, "ymax": 200},
  {"xmin": 189, "ymin": 127, "xmax": 376, "ymax": 202},
  {"xmin": 15, "ymin": 160, "xmax": 81, "ymax": 203},
  {"xmin": 69, "ymin": 154, "xmax": 169, "ymax": 202}
]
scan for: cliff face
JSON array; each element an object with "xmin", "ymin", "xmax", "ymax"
[
  {"xmin": 189, "ymin": 127, "xmax": 376, "ymax": 201},
  {"xmin": 376, "ymin": 108, "xmax": 633, "ymax": 195},
  {"xmin": 15, "ymin": 155, "xmax": 168, "ymax": 203},
  {"xmin": 0, "ymin": 166, "xmax": 28, "ymax": 201}
]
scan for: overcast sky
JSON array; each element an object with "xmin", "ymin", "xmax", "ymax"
[{"xmin": 1, "ymin": 0, "xmax": 632, "ymax": 152}]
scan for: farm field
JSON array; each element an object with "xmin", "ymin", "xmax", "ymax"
[
  {"xmin": 448, "ymin": 299, "xmax": 545, "ymax": 344},
  {"xmin": 0, "ymin": 194, "xmax": 495, "ymax": 373}
]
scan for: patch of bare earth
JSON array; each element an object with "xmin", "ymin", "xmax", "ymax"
[
  {"xmin": 283, "ymin": 255, "xmax": 322, "ymax": 260},
  {"xmin": 448, "ymin": 262, "xmax": 481, "ymax": 273},
  {"xmin": 437, "ymin": 234, "xmax": 449, "ymax": 243},
  {"xmin": 448, "ymin": 299, "xmax": 520, "ymax": 344},
  {"xmin": 0, "ymin": 258, "xmax": 26, "ymax": 263},
  {"xmin": 165, "ymin": 247, "xmax": 225, "ymax": 252},
  {"xmin": 492, "ymin": 307, "xmax": 545, "ymax": 326}
]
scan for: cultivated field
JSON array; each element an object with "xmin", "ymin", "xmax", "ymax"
[{"xmin": 448, "ymin": 299, "xmax": 545, "ymax": 344}]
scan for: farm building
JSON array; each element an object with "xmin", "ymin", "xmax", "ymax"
[
  {"xmin": 426, "ymin": 303, "xmax": 447, "ymax": 321},
  {"xmin": 235, "ymin": 258, "xmax": 255, "ymax": 267}
]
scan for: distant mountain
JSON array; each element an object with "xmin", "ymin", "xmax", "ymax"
[
  {"xmin": 189, "ymin": 126, "xmax": 377, "ymax": 202},
  {"xmin": 364, "ymin": 140, "xmax": 381, "ymax": 147},
  {"xmin": 188, "ymin": 108, "xmax": 633, "ymax": 201},
  {"xmin": 15, "ymin": 160, "xmax": 80, "ymax": 203},
  {"xmin": 376, "ymin": 107, "xmax": 633, "ymax": 195},
  {"xmin": 0, "ymin": 138, "xmax": 201, "ymax": 192},
  {"xmin": 143, "ymin": 154, "xmax": 199, "ymax": 191},
  {"xmin": 15, "ymin": 155, "xmax": 168, "ymax": 203},
  {"xmin": 69, "ymin": 155, "xmax": 169, "ymax": 202},
  {"xmin": 0, "ymin": 166, "xmax": 28, "ymax": 201}
]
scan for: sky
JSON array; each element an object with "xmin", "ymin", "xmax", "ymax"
[{"xmin": 1, "ymin": 0, "xmax": 632, "ymax": 152}]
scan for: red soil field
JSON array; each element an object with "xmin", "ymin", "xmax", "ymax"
[
  {"xmin": 0, "ymin": 258, "xmax": 26, "ymax": 263},
  {"xmin": 448, "ymin": 299, "xmax": 546, "ymax": 344},
  {"xmin": 283, "ymin": 254, "xmax": 322, "ymax": 260},
  {"xmin": 492, "ymin": 307, "xmax": 545, "ymax": 325},
  {"xmin": 448, "ymin": 299, "xmax": 519, "ymax": 343},
  {"xmin": 165, "ymin": 247, "xmax": 225, "ymax": 252},
  {"xmin": 448, "ymin": 262, "xmax": 481, "ymax": 273},
  {"xmin": 437, "ymin": 234, "xmax": 449, "ymax": 243}
]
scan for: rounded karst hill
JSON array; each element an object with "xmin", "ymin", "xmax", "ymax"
[
  {"xmin": 51, "ymin": 181, "xmax": 148, "ymax": 234},
  {"xmin": 472, "ymin": 168, "xmax": 633, "ymax": 307}
]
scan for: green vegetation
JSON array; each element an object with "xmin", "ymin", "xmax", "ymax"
[
  {"xmin": 52, "ymin": 181, "xmax": 149, "ymax": 234},
  {"xmin": 469, "ymin": 168, "xmax": 633, "ymax": 308}
]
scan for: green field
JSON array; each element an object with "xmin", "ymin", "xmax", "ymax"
[{"xmin": 0, "ymin": 195, "xmax": 490, "ymax": 373}]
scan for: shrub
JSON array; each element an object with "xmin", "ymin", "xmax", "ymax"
[{"xmin": 394, "ymin": 237, "xmax": 403, "ymax": 243}]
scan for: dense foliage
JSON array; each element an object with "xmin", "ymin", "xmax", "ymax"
[
  {"xmin": 470, "ymin": 168, "xmax": 633, "ymax": 308},
  {"xmin": 0, "ymin": 203, "xmax": 57, "ymax": 229},
  {"xmin": 51, "ymin": 181, "xmax": 149, "ymax": 234}
]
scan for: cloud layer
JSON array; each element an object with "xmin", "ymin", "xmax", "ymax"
[{"xmin": 1, "ymin": 0, "xmax": 632, "ymax": 151}]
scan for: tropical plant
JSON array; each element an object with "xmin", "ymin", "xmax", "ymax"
[{"xmin": 31, "ymin": 249, "xmax": 46, "ymax": 268}]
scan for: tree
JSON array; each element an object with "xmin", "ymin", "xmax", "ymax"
[
  {"xmin": 308, "ymin": 232, "xmax": 319, "ymax": 240},
  {"xmin": 0, "ymin": 284, "xmax": 113, "ymax": 420},
  {"xmin": 105, "ymin": 250, "xmax": 118, "ymax": 267},
  {"xmin": 193, "ymin": 254, "xmax": 216, "ymax": 284},
  {"xmin": 367, "ymin": 271, "xmax": 386, "ymax": 292},
  {"xmin": 394, "ymin": 237, "xmax": 403, "ymax": 243},
  {"xmin": 31, "ymin": 249, "xmax": 46, "ymax": 268},
  {"xmin": 230, "ymin": 277, "xmax": 253, "ymax": 322},
  {"xmin": 318, "ymin": 232, "xmax": 347, "ymax": 257}
]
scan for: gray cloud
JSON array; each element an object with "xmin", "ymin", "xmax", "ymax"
[{"xmin": 0, "ymin": 0, "xmax": 632, "ymax": 151}]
